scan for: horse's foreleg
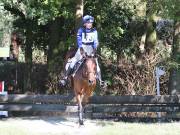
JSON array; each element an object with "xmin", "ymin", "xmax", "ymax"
[{"xmin": 77, "ymin": 94, "xmax": 84, "ymax": 125}]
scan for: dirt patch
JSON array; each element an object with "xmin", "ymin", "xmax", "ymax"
[{"xmin": 0, "ymin": 116, "xmax": 102, "ymax": 135}]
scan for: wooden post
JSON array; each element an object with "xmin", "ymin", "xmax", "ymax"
[
  {"xmin": 0, "ymin": 81, "xmax": 8, "ymax": 117},
  {"xmin": 169, "ymin": 22, "xmax": 180, "ymax": 95}
]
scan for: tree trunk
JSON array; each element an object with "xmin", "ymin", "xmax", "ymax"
[
  {"xmin": 75, "ymin": 0, "xmax": 83, "ymax": 31},
  {"xmin": 168, "ymin": 21, "xmax": 180, "ymax": 95},
  {"xmin": 145, "ymin": 0, "xmax": 157, "ymax": 54},
  {"xmin": 47, "ymin": 18, "xmax": 62, "ymax": 72},
  {"xmin": 24, "ymin": 22, "xmax": 33, "ymax": 92}
]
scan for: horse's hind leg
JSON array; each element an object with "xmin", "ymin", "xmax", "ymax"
[{"xmin": 77, "ymin": 94, "xmax": 84, "ymax": 125}]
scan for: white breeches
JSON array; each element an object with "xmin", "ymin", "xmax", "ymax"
[{"xmin": 65, "ymin": 45, "xmax": 100, "ymax": 73}]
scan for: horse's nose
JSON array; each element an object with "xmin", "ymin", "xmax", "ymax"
[{"xmin": 88, "ymin": 80, "xmax": 94, "ymax": 85}]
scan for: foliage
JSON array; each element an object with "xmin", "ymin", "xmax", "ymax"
[
  {"xmin": 1, "ymin": 0, "xmax": 76, "ymax": 53},
  {"xmin": 100, "ymin": 52, "xmax": 170, "ymax": 95},
  {"xmin": 85, "ymin": 0, "xmax": 142, "ymax": 59},
  {"xmin": 0, "ymin": 0, "xmax": 178, "ymax": 94},
  {"xmin": 2, "ymin": 0, "xmax": 74, "ymax": 24},
  {"xmin": 0, "ymin": 4, "xmax": 14, "ymax": 47},
  {"xmin": 158, "ymin": 0, "xmax": 180, "ymax": 21},
  {"xmin": 156, "ymin": 20, "xmax": 174, "ymax": 40},
  {"xmin": 100, "ymin": 4, "xmax": 133, "ymax": 55}
]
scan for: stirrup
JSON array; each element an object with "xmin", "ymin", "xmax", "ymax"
[
  {"xmin": 99, "ymin": 80, "xmax": 107, "ymax": 88},
  {"xmin": 59, "ymin": 79, "xmax": 68, "ymax": 86}
]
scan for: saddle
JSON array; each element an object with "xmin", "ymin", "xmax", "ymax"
[
  {"xmin": 65, "ymin": 47, "xmax": 96, "ymax": 77},
  {"xmin": 65, "ymin": 47, "xmax": 77, "ymax": 60},
  {"xmin": 72, "ymin": 58, "xmax": 85, "ymax": 77}
]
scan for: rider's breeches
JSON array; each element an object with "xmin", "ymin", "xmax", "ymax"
[
  {"xmin": 95, "ymin": 58, "xmax": 100, "ymax": 73},
  {"xmin": 65, "ymin": 45, "xmax": 100, "ymax": 73},
  {"xmin": 66, "ymin": 45, "xmax": 93, "ymax": 70}
]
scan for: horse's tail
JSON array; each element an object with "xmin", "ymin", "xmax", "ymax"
[{"xmin": 65, "ymin": 47, "xmax": 77, "ymax": 60}]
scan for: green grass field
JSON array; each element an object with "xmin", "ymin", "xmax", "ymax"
[{"xmin": 0, "ymin": 117, "xmax": 179, "ymax": 135}]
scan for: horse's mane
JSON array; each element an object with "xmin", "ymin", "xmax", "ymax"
[{"xmin": 80, "ymin": 56, "xmax": 97, "ymax": 70}]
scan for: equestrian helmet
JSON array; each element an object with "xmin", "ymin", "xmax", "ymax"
[{"xmin": 83, "ymin": 15, "xmax": 94, "ymax": 24}]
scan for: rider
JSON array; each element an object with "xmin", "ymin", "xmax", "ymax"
[{"xmin": 60, "ymin": 15, "xmax": 105, "ymax": 87}]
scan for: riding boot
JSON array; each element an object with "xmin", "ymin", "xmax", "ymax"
[
  {"xmin": 59, "ymin": 67, "xmax": 73, "ymax": 86},
  {"xmin": 97, "ymin": 71, "xmax": 106, "ymax": 88}
]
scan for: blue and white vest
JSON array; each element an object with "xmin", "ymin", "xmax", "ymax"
[{"xmin": 77, "ymin": 27, "xmax": 99, "ymax": 49}]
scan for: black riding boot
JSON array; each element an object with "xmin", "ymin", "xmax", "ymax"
[{"xmin": 59, "ymin": 67, "xmax": 72, "ymax": 86}]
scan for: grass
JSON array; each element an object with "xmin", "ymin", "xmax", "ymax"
[
  {"xmin": 0, "ymin": 117, "xmax": 179, "ymax": 135},
  {"xmin": 95, "ymin": 121, "xmax": 180, "ymax": 135}
]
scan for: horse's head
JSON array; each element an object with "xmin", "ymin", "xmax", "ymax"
[{"xmin": 82, "ymin": 56, "xmax": 97, "ymax": 86}]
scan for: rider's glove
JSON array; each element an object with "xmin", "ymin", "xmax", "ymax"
[{"xmin": 93, "ymin": 48, "xmax": 97, "ymax": 57}]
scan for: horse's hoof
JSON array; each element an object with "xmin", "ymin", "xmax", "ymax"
[{"xmin": 79, "ymin": 120, "xmax": 84, "ymax": 125}]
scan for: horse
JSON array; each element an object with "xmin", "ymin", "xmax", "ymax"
[{"xmin": 65, "ymin": 48, "xmax": 97, "ymax": 125}]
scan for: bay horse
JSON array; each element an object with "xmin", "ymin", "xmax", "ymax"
[{"xmin": 65, "ymin": 48, "xmax": 97, "ymax": 125}]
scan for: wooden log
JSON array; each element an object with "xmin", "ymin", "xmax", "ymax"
[
  {"xmin": 10, "ymin": 111, "xmax": 79, "ymax": 117},
  {"xmin": 0, "ymin": 94, "xmax": 180, "ymax": 104},
  {"xmin": 91, "ymin": 114, "xmax": 180, "ymax": 121},
  {"xmin": 0, "ymin": 94, "xmax": 76, "ymax": 104},
  {"xmin": 0, "ymin": 104, "xmax": 78, "ymax": 112},
  {"xmin": 89, "ymin": 95, "xmax": 180, "ymax": 104},
  {"xmin": 92, "ymin": 105, "xmax": 180, "ymax": 113}
]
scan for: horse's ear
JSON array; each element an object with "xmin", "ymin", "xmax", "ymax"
[
  {"xmin": 92, "ymin": 52, "xmax": 97, "ymax": 58},
  {"xmin": 85, "ymin": 52, "xmax": 88, "ymax": 57}
]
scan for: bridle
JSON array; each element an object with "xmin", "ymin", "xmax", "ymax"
[{"xmin": 81, "ymin": 57, "xmax": 97, "ymax": 79}]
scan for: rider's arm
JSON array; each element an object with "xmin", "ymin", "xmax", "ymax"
[
  {"xmin": 93, "ymin": 30, "xmax": 99, "ymax": 49},
  {"xmin": 77, "ymin": 28, "xmax": 83, "ymax": 48}
]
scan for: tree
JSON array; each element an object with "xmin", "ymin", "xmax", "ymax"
[
  {"xmin": 75, "ymin": 0, "xmax": 83, "ymax": 31},
  {"xmin": 0, "ymin": 4, "xmax": 13, "ymax": 48},
  {"xmin": 144, "ymin": 0, "xmax": 158, "ymax": 54},
  {"xmin": 158, "ymin": 0, "xmax": 180, "ymax": 94},
  {"xmin": 2, "ymin": 0, "xmax": 75, "ymax": 92},
  {"xmin": 169, "ymin": 22, "xmax": 180, "ymax": 94}
]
